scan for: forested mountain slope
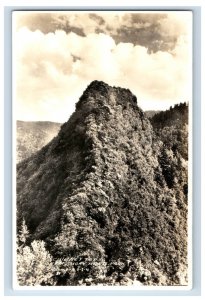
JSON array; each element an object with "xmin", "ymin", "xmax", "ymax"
[
  {"xmin": 150, "ymin": 103, "xmax": 188, "ymax": 161},
  {"xmin": 17, "ymin": 81, "xmax": 188, "ymax": 286}
]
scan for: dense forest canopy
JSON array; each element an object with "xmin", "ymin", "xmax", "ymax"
[{"xmin": 16, "ymin": 81, "xmax": 188, "ymax": 286}]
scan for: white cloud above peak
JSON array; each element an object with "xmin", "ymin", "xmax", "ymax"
[{"xmin": 13, "ymin": 11, "xmax": 192, "ymax": 122}]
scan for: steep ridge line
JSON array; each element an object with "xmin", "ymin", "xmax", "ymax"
[{"xmin": 17, "ymin": 80, "xmax": 188, "ymax": 286}]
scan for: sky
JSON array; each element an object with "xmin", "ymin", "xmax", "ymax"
[{"xmin": 13, "ymin": 11, "xmax": 192, "ymax": 122}]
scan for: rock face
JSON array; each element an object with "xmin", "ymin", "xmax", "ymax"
[{"xmin": 17, "ymin": 81, "xmax": 188, "ymax": 286}]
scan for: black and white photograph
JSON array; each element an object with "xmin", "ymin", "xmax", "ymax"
[{"xmin": 13, "ymin": 11, "xmax": 192, "ymax": 287}]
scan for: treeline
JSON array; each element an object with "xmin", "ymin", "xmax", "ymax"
[
  {"xmin": 150, "ymin": 102, "xmax": 188, "ymax": 130},
  {"xmin": 16, "ymin": 81, "xmax": 189, "ymax": 286},
  {"xmin": 150, "ymin": 102, "xmax": 188, "ymax": 160}
]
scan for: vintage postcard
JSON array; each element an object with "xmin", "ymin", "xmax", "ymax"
[{"xmin": 12, "ymin": 10, "xmax": 192, "ymax": 289}]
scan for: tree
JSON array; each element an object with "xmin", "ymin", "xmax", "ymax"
[{"xmin": 17, "ymin": 220, "xmax": 55, "ymax": 286}]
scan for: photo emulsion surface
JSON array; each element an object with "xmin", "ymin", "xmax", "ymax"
[{"xmin": 13, "ymin": 11, "xmax": 192, "ymax": 287}]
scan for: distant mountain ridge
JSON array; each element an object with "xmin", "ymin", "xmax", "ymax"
[
  {"xmin": 17, "ymin": 121, "xmax": 61, "ymax": 162},
  {"xmin": 17, "ymin": 81, "xmax": 188, "ymax": 286},
  {"xmin": 144, "ymin": 110, "xmax": 160, "ymax": 118}
]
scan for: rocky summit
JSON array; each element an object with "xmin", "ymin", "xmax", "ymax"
[{"xmin": 17, "ymin": 80, "xmax": 188, "ymax": 286}]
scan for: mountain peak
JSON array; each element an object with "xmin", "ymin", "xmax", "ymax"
[
  {"xmin": 76, "ymin": 80, "xmax": 137, "ymax": 112},
  {"xmin": 87, "ymin": 80, "xmax": 110, "ymax": 90},
  {"xmin": 17, "ymin": 81, "xmax": 188, "ymax": 286}
]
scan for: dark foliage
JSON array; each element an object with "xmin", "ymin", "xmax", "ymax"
[
  {"xmin": 150, "ymin": 103, "xmax": 188, "ymax": 160},
  {"xmin": 17, "ymin": 81, "xmax": 188, "ymax": 286},
  {"xmin": 150, "ymin": 103, "xmax": 188, "ymax": 130}
]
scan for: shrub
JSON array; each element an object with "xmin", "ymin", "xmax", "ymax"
[
  {"xmin": 17, "ymin": 240, "xmax": 55, "ymax": 286},
  {"xmin": 17, "ymin": 220, "xmax": 55, "ymax": 286}
]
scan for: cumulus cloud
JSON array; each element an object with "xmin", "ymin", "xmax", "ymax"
[
  {"xmin": 13, "ymin": 12, "xmax": 192, "ymax": 122},
  {"xmin": 14, "ymin": 11, "xmax": 191, "ymax": 53}
]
